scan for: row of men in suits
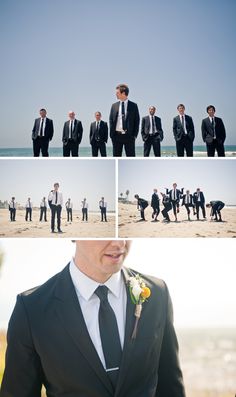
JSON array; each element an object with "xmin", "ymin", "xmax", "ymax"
[{"xmin": 32, "ymin": 84, "xmax": 226, "ymax": 157}]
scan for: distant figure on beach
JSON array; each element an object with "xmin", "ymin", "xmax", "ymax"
[
  {"xmin": 160, "ymin": 192, "xmax": 172, "ymax": 222},
  {"xmin": 65, "ymin": 198, "xmax": 73, "ymax": 222},
  {"xmin": 39, "ymin": 197, "xmax": 47, "ymax": 222},
  {"xmin": 193, "ymin": 188, "xmax": 206, "ymax": 220},
  {"xmin": 201, "ymin": 105, "xmax": 226, "ymax": 157},
  {"xmin": 109, "ymin": 84, "xmax": 140, "ymax": 157},
  {"xmin": 48, "ymin": 183, "xmax": 63, "ymax": 233},
  {"xmin": 62, "ymin": 111, "xmax": 83, "ymax": 157},
  {"xmin": 206, "ymin": 200, "xmax": 225, "ymax": 222},
  {"xmin": 8, "ymin": 197, "xmax": 16, "ymax": 221},
  {"xmin": 134, "ymin": 194, "xmax": 148, "ymax": 221},
  {"xmin": 25, "ymin": 198, "xmax": 32, "ymax": 221},
  {"xmin": 81, "ymin": 198, "xmax": 88, "ymax": 221},
  {"xmin": 173, "ymin": 104, "xmax": 195, "ymax": 157},
  {"xmin": 151, "ymin": 189, "xmax": 160, "ymax": 221},
  {"xmin": 141, "ymin": 106, "xmax": 164, "ymax": 157},
  {"xmin": 99, "ymin": 197, "xmax": 107, "ymax": 222},
  {"xmin": 90, "ymin": 112, "xmax": 108, "ymax": 157},
  {"xmin": 165, "ymin": 183, "xmax": 184, "ymax": 221},
  {"xmin": 32, "ymin": 108, "xmax": 54, "ymax": 157},
  {"xmin": 181, "ymin": 190, "xmax": 194, "ymax": 221}
]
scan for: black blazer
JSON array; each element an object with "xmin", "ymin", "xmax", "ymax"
[
  {"xmin": 201, "ymin": 117, "xmax": 226, "ymax": 144},
  {"xmin": 173, "ymin": 115, "xmax": 195, "ymax": 142},
  {"xmin": 141, "ymin": 116, "xmax": 164, "ymax": 142},
  {"xmin": 32, "ymin": 118, "xmax": 54, "ymax": 140},
  {"xmin": 109, "ymin": 100, "xmax": 140, "ymax": 140},
  {"xmin": 181, "ymin": 194, "xmax": 194, "ymax": 206},
  {"xmin": 166, "ymin": 188, "xmax": 184, "ymax": 201},
  {"xmin": 151, "ymin": 192, "xmax": 160, "ymax": 208},
  {"xmin": 90, "ymin": 120, "xmax": 108, "ymax": 144},
  {"xmin": 1, "ymin": 265, "xmax": 185, "ymax": 397},
  {"xmin": 62, "ymin": 119, "xmax": 83, "ymax": 145},
  {"xmin": 193, "ymin": 191, "xmax": 205, "ymax": 205}
]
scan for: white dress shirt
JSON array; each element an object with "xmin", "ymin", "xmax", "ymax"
[
  {"xmin": 99, "ymin": 200, "xmax": 107, "ymax": 208},
  {"xmin": 38, "ymin": 118, "xmax": 46, "ymax": 136},
  {"xmin": 116, "ymin": 99, "xmax": 128, "ymax": 133},
  {"xmin": 66, "ymin": 201, "xmax": 73, "ymax": 209},
  {"xmin": 40, "ymin": 200, "xmax": 47, "ymax": 208},
  {"xmin": 48, "ymin": 191, "xmax": 63, "ymax": 206},
  {"xmin": 171, "ymin": 189, "xmax": 177, "ymax": 200},
  {"xmin": 81, "ymin": 201, "xmax": 88, "ymax": 209},
  {"xmin": 25, "ymin": 201, "xmax": 32, "ymax": 208},
  {"xmin": 69, "ymin": 259, "xmax": 127, "ymax": 368},
  {"xmin": 9, "ymin": 200, "xmax": 16, "ymax": 209}
]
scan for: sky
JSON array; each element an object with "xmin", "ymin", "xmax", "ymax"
[
  {"xmin": 0, "ymin": 238, "xmax": 235, "ymax": 329},
  {"xmin": 118, "ymin": 158, "xmax": 236, "ymax": 205},
  {"xmin": 0, "ymin": 159, "xmax": 116, "ymax": 211},
  {"xmin": 0, "ymin": 0, "xmax": 236, "ymax": 148}
]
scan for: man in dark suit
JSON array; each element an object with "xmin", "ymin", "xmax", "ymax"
[
  {"xmin": 166, "ymin": 183, "xmax": 184, "ymax": 221},
  {"xmin": 25, "ymin": 197, "xmax": 32, "ymax": 221},
  {"xmin": 193, "ymin": 188, "xmax": 206, "ymax": 220},
  {"xmin": 109, "ymin": 84, "xmax": 140, "ymax": 157},
  {"xmin": 99, "ymin": 197, "xmax": 107, "ymax": 222},
  {"xmin": 39, "ymin": 197, "xmax": 47, "ymax": 222},
  {"xmin": 0, "ymin": 240, "xmax": 186, "ymax": 397},
  {"xmin": 62, "ymin": 111, "xmax": 83, "ymax": 157},
  {"xmin": 48, "ymin": 182, "xmax": 63, "ymax": 233},
  {"xmin": 151, "ymin": 188, "xmax": 160, "ymax": 221},
  {"xmin": 8, "ymin": 197, "xmax": 16, "ymax": 221},
  {"xmin": 201, "ymin": 105, "xmax": 226, "ymax": 157},
  {"xmin": 160, "ymin": 192, "xmax": 172, "ymax": 222},
  {"xmin": 90, "ymin": 111, "xmax": 108, "ymax": 157},
  {"xmin": 141, "ymin": 106, "xmax": 164, "ymax": 157},
  {"xmin": 134, "ymin": 194, "xmax": 148, "ymax": 221},
  {"xmin": 173, "ymin": 104, "xmax": 195, "ymax": 157},
  {"xmin": 206, "ymin": 200, "xmax": 225, "ymax": 222},
  {"xmin": 32, "ymin": 108, "xmax": 54, "ymax": 157},
  {"xmin": 181, "ymin": 190, "xmax": 194, "ymax": 221}
]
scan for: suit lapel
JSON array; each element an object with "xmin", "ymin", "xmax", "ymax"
[{"xmin": 53, "ymin": 265, "xmax": 113, "ymax": 395}]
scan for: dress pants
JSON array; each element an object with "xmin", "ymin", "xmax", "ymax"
[
  {"xmin": 33, "ymin": 136, "xmax": 50, "ymax": 157},
  {"xmin": 176, "ymin": 135, "xmax": 193, "ymax": 157},
  {"xmin": 162, "ymin": 204, "xmax": 172, "ymax": 221},
  {"xmin": 171, "ymin": 200, "xmax": 179, "ymax": 217},
  {"xmin": 63, "ymin": 140, "xmax": 79, "ymax": 157},
  {"xmin": 82, "ymin": 208, "xmax": 88, "ymax": 221},
  {"xmin": 40, "ymin": 207, "xmax": 47, "ymax": 221},
  {"xmin": 51, "ymin": 205, "xmax": 62, "ymax": 231},
  {"xmin": 101, "ymin": 208, "xmax": 107, "ymax": 221},
  {"xmin": 112, "ymin": 133, "xmax": 135, "ymax": 157},
  {"xmin": 195, "ymin": 202, "xmax": 206, "ymax": 219},
  {"xmin": 144, "ymin": 136, "xmax": 161, "ymax": 157},
  {"xmin": 206, "ymin": 139, "xmax": 225, "ymax": 157},
  {"xmin": 25, "ymin": 208, "xmax": 32, "ymax": 221},
  {"xmin": 67, "ymin": 208, "xmax": 72, "ymax": 222},
  {"xmin": 151, "ymin": 204, "xmax": 160, "ymax": 219},
  {"xmin": 91, "ymin": 141, "xmax": 107, "ymax": 157},
  {"xmin": 10, "ymin": 208, "xmax": 16, "ymax": 221}
]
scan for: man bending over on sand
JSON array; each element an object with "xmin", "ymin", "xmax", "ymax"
[
  {"xmin": 134, "ymin": 194, "xmax": 148, "ymax": 221},
  {"xmin": 206, "ymin": 200, "xmax": 225, "ymax": 222}
]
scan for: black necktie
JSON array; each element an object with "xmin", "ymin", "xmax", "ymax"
[
  {"xmin": 96, "ymin": 122, "xmax": 99, "ymax": 139},
  {"xmin": 55, "ymin": 192, "xmax": 58, "ymax": 205},
  {"xmin": 121, "ymin": 102, "xmax": 126, "ymax": 131},
  {"xmin": 181, "ymin": 115, "xmax": 184, "ymax": 128},
  {"xmin": 40, "ymin": 119, "xmax": 44, "ymax": 136},
  {"xmin": 95, "ymin": 286, "xmax": 122, "ymax": 390},
  {"xmin": 151, "ymin": 116, "xmax": 155, "ymax": 134},
  {"xmin": 70, "ymin": 121, "xmax": 73, "ymax": 139}
]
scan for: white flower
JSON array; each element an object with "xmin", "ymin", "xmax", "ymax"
[
  {"xmin": 132, "ymin": 284, "xmax": 143, "ymax": 300},
  {"xmin": 129, "ymin": 277, "xmax": 139, "ymax": 287}
]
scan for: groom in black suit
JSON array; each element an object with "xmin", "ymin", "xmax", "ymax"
[
  {"xmin": 90, "ymin": 111, "xmax": 108, "ymax": 156},
  {"xmin": 32, "ymin": 108, "xmax": 54, "ymax": 157},
  {"xmin": 1, "ymin": 240, "xmax": 186, "ymax": 397},
  {"xmin": 173, "ymin": 104, "xmax": 195, "ymax": 157},
  {"xmin": 62, "ymin": 111, "xmax": 83, "ymax": 156},
  {"xmin": 109, "ymin": 84, "xmax": 140, "ymax": 157}
]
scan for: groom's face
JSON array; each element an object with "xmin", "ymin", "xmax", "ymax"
[{"xmin": 75, "ymin": 240, "xmax": 131, "ymax": 282}]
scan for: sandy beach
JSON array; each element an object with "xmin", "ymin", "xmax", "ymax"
[
  {"xmin": 118, "ymin": 202, "xmax": 236, "ymax": 238},
  {"xmin": 0, "ymin": 209, "xmax": 115, "ymax": 238}
]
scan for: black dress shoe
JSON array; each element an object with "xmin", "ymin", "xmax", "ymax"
[
  {"xmin": 51, "ymin": 230, "xmax": 55, "ymax": 233},
  {"xmin": 58, "ymin": 229, "xmax": 63, "ymax": 233}
]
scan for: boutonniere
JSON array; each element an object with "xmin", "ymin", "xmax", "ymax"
[{"xmin": 128, "ymin": 273, "xmax": 151, "ymax": 339}]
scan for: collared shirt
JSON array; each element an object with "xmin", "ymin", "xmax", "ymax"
[
  {"xmin": 179, "ymin": 114, "xmax": 187, "ymax": 134},
  {"xmin": 149, "ymin": 115, "xmax": 157, "ymax": 134},
  {"xmin": 66, "ymin": 201, "xmax": 73, "ymax": 209},
  {"xmin": 81, "ymin": 201, "xmax": 88, "ymax": 209},
  {"xmin": 9, "ymin": 200, "xmax": 16, "ymax": 209},
  {"xmin": 99, "ymin": 200, "xmax": 107, "ymax": 208},
  {"xmin": 197, "ymin": 192, "xmax": 201, "ymax": 201},
  {"xmin": 69, "ymin": 259, "xmax": 127, "ymax": 368},
  {"xmin": 48, "ymin": 190, "xmax": 63, "ymax": 206},
  {"xmin": 171, "ymin": 189, "xmax": 177, "ymax": 200},
  {"xmin": 38, "ymin": 118, "xmax": 46, "ymax": 136},
  {"xmin": 116, "ymin": 99, "xmax": 128, "ymax": 133},
  {"xmin": 25, "ymin": 201, "xmax": 32, "ymax": 208},
  {"xmin": 69, "ymin": 120, "xmax": 74, "ymax": 137},
  {"xmin": 185, "ymin": 194, "xmax": 190, "ymax": 204},
  {"xmin": 40, "ymin": 200, "xmax": 47, "ymax": 208}
]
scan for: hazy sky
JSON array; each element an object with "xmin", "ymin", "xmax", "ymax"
[
  {"xmin": 0, "ymin": 239, "xmax": 235, "ymax": 329},
  {"xmin": 1, "ymin": 0, "xmax": 235, "ymax": 147},
  {"xmin": 0, "ymin": 159, "xmax": 116, "ymax": 211},
  {"xmin": 118, "ymin": 158, "xmax": 236, "ymax": 205}
]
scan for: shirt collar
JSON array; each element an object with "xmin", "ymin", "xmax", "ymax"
[
  {"xmin": 120, "ymin": 99, "xmax": 128, "ymax": 105},
  {"xmin": 69, "ymin": 258, "xmax": 123, "ymax": 301}
]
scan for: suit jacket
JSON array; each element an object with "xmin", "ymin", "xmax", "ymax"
[
  {"xmin": 151, "ymin": 192, "xmax": 160, "ymax": 208},
  {"xmin": 109, "ymin": 100, "xmax": 140, "ymax": 140},
  {"xmin": 62, "ymin": 119, "xmax": 83, "ymax": 145},
  {"xmin": 173, "ymin": 115, "xmax": 195, "ymax": 142},
  {"xmin": 181, "ymin": 194, "xmax": 194, "ymax": 206},
  {"xmin": 201, "ymin": 117, "xmax": 226, "ymax": 144},
  {"xmin": 141, "ymin": 116, "xmax": 164, "ymax": 142},
  {"xmin": 32, "ymin": 118, "xmax": 54, "ymax": 140},
  {"xmin": 166, "ymin": 188, "xmax": 184, "ymax": 202},
  {"xmin": 193, "ymin": 191, "xmax": 205, "ymax": 205},
  {"xmin": 90, "ymin": 120, "xmax": 108, "ymax": 144},
  {"xmin": 0, "ymin": 265, "xmax": 185, "ymax": 397}
]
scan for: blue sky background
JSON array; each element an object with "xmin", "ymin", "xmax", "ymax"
[
  {"xmin": 1, "ymin": 0, "xmax": 235, "ymax": 148},
  {"xmin": 118, "ymin": 159, "xmax": 236, "ymax": 205}
]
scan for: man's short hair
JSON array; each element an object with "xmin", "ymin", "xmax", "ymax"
[
  {"xmin": 95, "ymin": 111, "xmax": 101, "ymax": 116},
  {"xmin": 40, "ymin": 108, "xmax": 46, "ymax": 112},
  {"xmin": 177, "ymin": 104, "xmax": 185, "ymax": 110},
  {"xmin": 116, "ymin": 84, "xmax": 129, "ymax": 96},
  {"xmin": 206, "ymin": 105, "xmax": 216, "ymax": 112},
  {"xmin": 54, "ymin": 183, "xmax": 59, "ymax": 187}
]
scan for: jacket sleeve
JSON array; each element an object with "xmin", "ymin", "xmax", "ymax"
[
  {"xmin": 32, "ymin": 119, "xmax": 37, "ymax": 140},
  {"xmin": 141, "ymin": 117, "xmax": 146, "ymax": 142},
  {"xmin": 49, "ymin": 119, "xmax": 54, "ymax": 141},
  {"xmin": 189, "ymin": 116, "xmax": 195, "ymax": 141},
  {"xmin": 158, "ymin": 118, "xmax": 164, "ymax": 141},
  {"xmin": 62, "ymin": 122, "xmax": 66, "ymax": 143},
  {"xmin": 109, "ymin": 105, "xmax": 115, "ymax": 139},
  {"xmin": 201, "ymin": 119, "xmax": 207, "ymax": 142},
  {"xmin": 156, "ymin": 284, "xmax": 186, "ymax": 397},
  {"xmin": 219, "ymin": 118, "xmax": 226, "ymax": 142},
  {"xmin": 104, "ymin": 122, "xmax": 108, "ymax": 143},
  {"xmin": 89, "ymin": 123, "xmax": 93, "ymax": 144},
  {"xmin": 173, "ymin": 118, "xmax": 177, "ymax": 140},
  {"xmin": 78, "ymin": 122, "xmax": 83, "ymax": 144},
  {"xmin": 134, "ymin": 103, "xmax": 140, "ymax": 138},
  {"xmin": 0, "ymin": 296, "xmax": 43, "ymax": 397}
]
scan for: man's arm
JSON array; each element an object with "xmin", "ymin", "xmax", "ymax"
[
  {"xmin": 141, "ymin": 117, "xmax": 146, "ymax": 142},
  {"xmin": 133, "ymin": 103, "xmax": 140, "ymax": 138},
  {"xmin": 104, "ymin": 122, "xmax": 108, "ymax": 143},
  {"xmin": 219, "ymin": 118, "xmax": 226, "ymax": 142},
  {"xmin": 77, "ymin": 121, "xmax": 83, "ymax": 144},
  {"xmin": 0, "ymin": 295, "xmax": 43, "ymax": 397},
  {"xmin": 201, "ymin": 119, "xmax": 207, "ymax": 142},
  {"xmin": 49, "ymin": 119, "xmax": 54, "ymax": 141}
]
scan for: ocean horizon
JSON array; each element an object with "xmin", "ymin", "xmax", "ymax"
[{"xmin": 0, "ymin": 145, "xmax": 236, "ymax": 157}]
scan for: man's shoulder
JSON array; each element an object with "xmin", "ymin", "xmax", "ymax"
[
  {"xmin": 127, "ymin": 100, "xmax": 138, "ymax": 108},
  {"xmin": 124, "ymin": 267, "xmax": 167, "ymax": 292}
]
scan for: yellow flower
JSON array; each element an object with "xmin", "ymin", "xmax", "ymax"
[{"xmin": 141, "ymin": 287, "xmax": 151, "ymax": 299}]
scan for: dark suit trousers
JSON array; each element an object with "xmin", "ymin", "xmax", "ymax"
[
  {"xmin": 100, "ymin": 208, "xmax": 107, "ymax": 221},
  {"xmin": 152, "ymin": 204, "xmax": 160, "ymax": 219},
  {"xmin": 195, "ymin": 202, "xmax": 206, "ymax": 219},
  {"xmin": 82, "ymin": 208, "xmax": 88, "ymax": 221},
  {"xmin": 184, "ymin": 204, "xmax": 193, "ymax": 215},
  {"xmin": 33, "ymin": 136, "xmax": 50, "ymax": 157},
  {"xmin": 112, "ymin": 134, "xmax": 135, "ymax": 157},
  {"xmin": 162, "ymin": 203, "xmax": 172, "ymax": 221},
  {"xmin": 51, "ymin": 205, "xmax": 62, "ymax": 231},
  {"xmin": 40, "ymin": 207, "xmax": 47, "ymax": 221},
  {"xmin": 212, "ymin": 203, "xmax": 224, "ymax": 218},
  {"xmin": 91, "ymin": 141, "xmax": 107, "ymax": 157},
  {"xmin": 144, "ymin": 136, "xmax": 161, "ymax": 157},
  {"xmin": 66, "ymin": 208, "xmax": 72, "ymax": 222},
  {"xmin": 171, "ymin": 200, "xmax": 179, "ymax": 217},
  {"xmin": 63, "ymin": 140, "xmax": 79, "ymax": 157},
  {"xmin": 10, "ymin": 208, "xmax": 16, "ymax": 221},
  {"xmin": 176, "ymin": 135, "xmax": 193, "ymax": 157},
  {"xmin": 206, "ymin": 139, "xmax": 225, "ymax": 157},
  {"xmin": 25, "ymin": 208, "xmax": 32, "ymax": 221}
]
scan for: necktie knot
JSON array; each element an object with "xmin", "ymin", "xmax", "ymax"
[{"xmin": 95, "ymin": 285, "xmax": 109, "ymax": 302}]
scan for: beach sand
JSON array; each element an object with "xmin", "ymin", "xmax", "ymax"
[
  {"xmin": 0, "ymin": 209, "xmax": 115, "ymax": 238},
  {"xmin": 118, "ymin": 203, "xmax": 236, "ymax": 238}
]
